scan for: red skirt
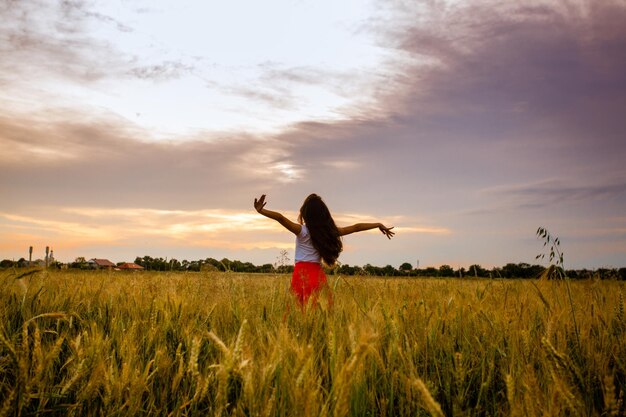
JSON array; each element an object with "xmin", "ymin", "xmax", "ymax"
[{"xmin": 291, "ymin": 261, "xmax": 328, "ymax": 306}]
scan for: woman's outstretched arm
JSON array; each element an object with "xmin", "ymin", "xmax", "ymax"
[
  {"xmin": 338, "ymin": 223, "xmax": 395, "ymax": 239},
  {"xmin": 254, "ymin": 194, "xmax": 302, "ymax": 235}
]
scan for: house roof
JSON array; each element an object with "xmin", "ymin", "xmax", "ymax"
[
  {"xmin": 91, "ymin": 258, "xmax": 116, "ymax": 267},
  {"xmin": 118, "ymin": 262, "xmax": 144, "ymax": 270}
]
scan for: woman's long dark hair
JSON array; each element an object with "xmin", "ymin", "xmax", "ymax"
[{"xmin": 298, "ymin": 194, "xmax": 342, "ymax": 266}]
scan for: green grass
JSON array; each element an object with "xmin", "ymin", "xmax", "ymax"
[{"xmin": 0, "ymin": 269, "xmax": 624, "ymax": 416}]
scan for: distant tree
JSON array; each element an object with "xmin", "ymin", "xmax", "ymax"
[
  {"xmin": 468, "ymin": 264, "xmax": 488, "ymax": 278},
  {"xmin": 71, "ymin": 257, "xmax": 88, "ymax": 269},
  {"xmin": 527, "ymin": 264, "xmax": 545, "ymax": 278},
  {"xmin": 382, "ymin": 265, "xmax": 397, "ymax": 276},
  {"xmin": 244, "ymin": 262, "xmax": 257, "ymax": 272},
  {"xmin": 155, "ymin": 257, "xmax": 168, "ymax": 271},
  {"xmin": 364, "ymin": 264, "xmax": 380, "ymax": 276},
  {"xmin": 0, "ymin": 259, "xmax": 14, "ymax": 268},
  {"xmin": 399, "ymin": 262, "xmax": 413, "ymax": 274},
  {"xmin": 275, "ymin": 264, "xmax": 294, "ymax": 274},
  {"xmin": 229, "ymin": 260, "xmax": 256, "ymax": 273},
  {"xmin": 422, "ymin": 267, "xmax": 438, "ymax": 277},
  {"xmin": 518, "ymin": 263, "xmax": 532, "ymax": 277},
  {"xmin": 135, "ymin": 256, "xmax": 154, "ymax": 270},
  {"xmin": 338, "ymin": 264, "xmax": 359, "ymax": 276},
  {"xmin": 595, "ymin": 268, "xmax": 620, "ymax": 280},
  {"xmin": 187, "ymin": 261, "xmax": 201, "ymax": 272},
  {"xmin": 491, "ymin": 267, "xmax": 503, "ymax": 278},
  {"xmin": 219, "ymin": 258, "xmax": 233, "ymax": 271},
  {"xmin": 230, "ymin": 260, "xmax": 243, "ymax": 272},
  {"xmin": 438, "ymin": 265, "xmax": 454, "ymax": 277},
  {"xmin": 501, "ymin": 263, "xmax": 543, "ymax": 279},
  {"xmin": 167, "ymin": 258, "xmax": 175, "ymax": 271}
]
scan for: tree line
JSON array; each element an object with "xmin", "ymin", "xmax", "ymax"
[
  {"xmin": 1, "ymin": 256, "xmax": 624, "ymax": 280},
  {"xmin": 131, "ymin": 256, "xmax": 626, "ymax": 279}
]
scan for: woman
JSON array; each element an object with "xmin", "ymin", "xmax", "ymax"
[{"xmin": 254, "ymin": 193, "xmax": 394, "ymax": 306}]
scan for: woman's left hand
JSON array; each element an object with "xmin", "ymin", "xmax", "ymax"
[{"xmin": 254, "ymin": 194, "xmax": 267, "ymax": 212}]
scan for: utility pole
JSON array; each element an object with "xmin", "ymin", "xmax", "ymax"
[{"xmin": 29, "ymin": 246, "xmax": 33, "ymax": 267}]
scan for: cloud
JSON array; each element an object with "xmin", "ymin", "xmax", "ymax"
[
  {"xmin": 480, "ymin": 179, "xmax": 626, "ymax": 209},
  {"xmin": 0, "ymin": 1, "xmax": 129, "ymax": 85},
  {"xmin": 127, "ymin": 61, "xmax": 196, "ymax": 81},
  {"xmin": 0, "ymin": 204, "xmax": 448, "ymax": 261},
  {"xmin": 0, "ymin": 111, "xmax": 287, "ymax": 210},
  {"xmin": 84, "ymin": 11, "xmax": 134, "ymax": 33},
  {"xmin": 224, "ymin": 61, "xmax": 394, "ymax": 114},
  {"xmin": 225, "ymin": 64, "xmax": 328, "ymax": 109},
  {"xmin": 332, "ymin": 213, "xmax": 449, "ymax": 235},
  {"xmin": 386, "ymin": 0, "xmax": 626, "ymax": 145},
  {"xmin": 225, "ymin": 85, "xmax": 298, "ymax": 110},
  {"xmin": 266, "ymin": 0, "xmax": 626, "ymax": 205},
  {"xmin": 393, "ymin": 226, "xmax": 451, "ymax": 235},
  {"xmin": 0, "ymin": 207, "xmax": 287, "ymax": 250}
]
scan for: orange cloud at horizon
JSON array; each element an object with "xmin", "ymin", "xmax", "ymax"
[{"xmin": 0, "ymin": 206, "xmax": 447, "ymax": 261}]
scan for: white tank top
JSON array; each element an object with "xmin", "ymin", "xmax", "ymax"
[{"xmin": 295, "ymin": 224, "xmax": 321, "ymax": 263}]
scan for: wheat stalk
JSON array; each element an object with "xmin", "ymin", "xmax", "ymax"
[
  {"xmin": 411, "ymin": 377, "xmax": 445, "ymax": 417},
  {"xmin": 333, "ymin": 330, "xmax": 376, "ymax": 417},
  {"xmin": 0, "ymin": 389, "xmax": 15, "ymax": 417},
  {"xmin": 603, "ymin": 374, "xmax": 619, "ymax": 417},
  {"xmin": 188, "ymin": 336, "xmax": 201, "ymax": 380},
  {"xmin": 61, "ymin": 359, "xmax": 85, "ymax": 395}
]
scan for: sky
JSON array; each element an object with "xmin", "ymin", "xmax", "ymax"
[{"xmin": 1, "ymin": 0, "xmax": 625, "ymax": 269}]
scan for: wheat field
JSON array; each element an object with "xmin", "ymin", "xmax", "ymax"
[{"xmin": 0, "ymin": 269, "xmax": 624, "ymax": 416}]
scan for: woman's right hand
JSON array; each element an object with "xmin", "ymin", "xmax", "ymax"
[
  {"xmin": 254, "ymin": 194, "xmax": 267, "ymax": 212},
  {"xmin": 379, "ymin": 224, "xmax": 395, "ymax": 239}
]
